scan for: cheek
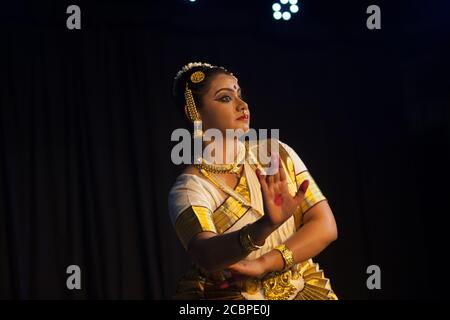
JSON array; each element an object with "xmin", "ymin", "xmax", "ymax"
[
  {"xmin": 201, "ymin": 102, "xmax": 237, "ymax": 129},
  {"xmin": 211, "ymin": 104, "xmax": 234, "ymax": 120}
]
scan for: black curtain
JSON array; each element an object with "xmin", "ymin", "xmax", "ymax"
[{"xmin": 1, "ymin": 0, "xmax": 449, "ymax": 299}]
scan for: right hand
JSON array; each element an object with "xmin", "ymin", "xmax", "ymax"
[{"xmin": 256, "ymin": 154, "xmax": 309, "ymax": 228}]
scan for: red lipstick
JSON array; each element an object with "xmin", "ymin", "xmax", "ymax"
[{"xmin": 236, "ymin": 114, "xmax": 249, "ymax": 121}]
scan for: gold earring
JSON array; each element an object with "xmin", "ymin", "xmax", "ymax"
[{"xmin": 184, "ymin": 83, "xmax": 203, "ymax": 138}]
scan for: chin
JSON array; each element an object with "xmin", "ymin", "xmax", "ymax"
[
  {"xmin": 233, "ymin": 125, "xmax": 250, "ymax": 134},
  {"xmin": 223, "ymin": 123, "xmax": 250, "ymax": 136},
  {"xmin": 234, "ymin": 121, "xmax": 250, "ymax": 131}
]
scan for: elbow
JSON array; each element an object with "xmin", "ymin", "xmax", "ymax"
[
  {"xmin": 187, "ymin": 240, "xmax": 220, "ymax": 273},
  {"xmin": 330, "ymin": 225, "xmax": 338, "ymax": 242},
  {"xmin": 326, "ymin": 222, "xmax": 338, "ymax": 244}
]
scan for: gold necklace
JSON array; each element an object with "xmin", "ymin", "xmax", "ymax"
[
  {"xmin": 194, "ymin": 141, "xmax": 246, "ymax": 175},
  {"xmin": 194, "ymin": 162, "xmax": 243, "ymax": 174}
]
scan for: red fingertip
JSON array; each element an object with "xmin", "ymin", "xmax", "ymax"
[{"xmin": 301, "ymin": 180, "xmax": 309, "ymax": 193}]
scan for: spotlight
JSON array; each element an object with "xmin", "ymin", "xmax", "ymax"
[
  {"xmin": 290, "ymin": 4, "xmax": 299, "ymax": 13},
  {"xmin": 282, "ymin": 11, "xmax": 291, "ymax": 20},
  {"xmin": 272, "ymin": 1, "xmax": 300, "ymax": 21}
]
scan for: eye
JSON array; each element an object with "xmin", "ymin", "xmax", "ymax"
[{"xmin": 219, "ymin": 95, "xmax": 232, "ymax": 102}]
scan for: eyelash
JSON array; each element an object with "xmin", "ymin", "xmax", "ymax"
[{"xmin": 218, "ymin": 94, "xmax": 244, "ymax": 103}]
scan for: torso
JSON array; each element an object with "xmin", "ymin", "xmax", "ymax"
[{"xmin": 182, "ymin": 165, "xmax": 244, "ymax": 199}]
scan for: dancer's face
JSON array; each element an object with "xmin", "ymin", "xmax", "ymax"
[{"xmin": 197, "ymin": 73, "xmax": 250, "ymax": 135}]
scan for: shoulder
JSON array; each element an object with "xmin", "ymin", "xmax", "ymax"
[
  {"xmin": 182, "ymin": 164, "xmax": 202, "ymax": 177},
  {"xmin": 277, "ymin": 140, "xmax": 308, "ymax": 174},
  {"xmin": 168, "ymin": 167, "xmax": 205, "ymax": 202},
  {"xmin": 248, "ymin": 138, "xmax": 307, "ymax": 175},
  {"xmin": 167, "ymin": 167, "xmax": 213, "ymax": 225}
]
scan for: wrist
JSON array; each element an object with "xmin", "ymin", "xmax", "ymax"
[
  {"xmin": 257, "ymin": 254, "xmax": 270, "ymax": 274},
  {"xmin": 259, "ymin": 214, "xmax": 281, "ymax": 231},
  {"xmin": 258, "ymin": 250, "xmax": 284, "ymax": 274}
]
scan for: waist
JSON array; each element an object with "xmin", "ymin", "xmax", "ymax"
[
  {"xmin": 201, "ymin": 263, "xmax": 305, "ymax": 300},
  {"xmin": 239, "ymin": 264, "xmax": 304, "ymax": 300}
]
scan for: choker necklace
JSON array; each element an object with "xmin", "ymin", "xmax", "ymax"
[
  {"xmin": 194, "ymin": 162, "xmax": 243, "ymax": 175},
  {"xmin": 194, "ymin": 142, "xmax": 246, "ymax": 175}
]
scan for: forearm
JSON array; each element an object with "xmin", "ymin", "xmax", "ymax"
[
  {"xmin": 262, "ymin": 217, "xmax": 337, "ymax": 273},
  {"xmin": 189, "ymin": 215, "xmax": 277, "ymax": 272}
]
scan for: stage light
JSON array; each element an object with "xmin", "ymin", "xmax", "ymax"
[
  {"xmin": 290, "ymin": 4, "xmax": 299, "ymax": 13},
  {"xmin": 282, "ymin": 11, "xmax": 291, "ymax": 20},
  {"xmin": 272, "ymin": 0, "xmax": 300, "ymax": 21},
  {"xmin": 273, "ymin": 11, "xmax": 282, "ymax": 20}
]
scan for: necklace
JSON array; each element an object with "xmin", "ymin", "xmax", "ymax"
[
  {"xmin": 194, "ymin": 162, "xmax": 243, "ymax": 174},
  {"xmin": 199, "ymin": 163, "xmax": 264, "ymax": 217},
  {"xmin": 194, "ymin": 141, "xmax": 246, "ymax": 175}
]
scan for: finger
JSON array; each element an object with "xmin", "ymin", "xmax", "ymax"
[
  {"xmin": 294, "ymin": 180, "xmax": 309, "ymax": 203},
  {"xmin": 279, "ymin": 180, "xmax": 289, "ymax": 194},
  {"xmin": 273, "ymin": 172, "xmax": 280, "ymax": 184},
  {"xmin": 279, "ymin": 156, "xmax": 287, "ymax": 182},
  {"xmin": 300, "ymin": 179, "xmax": 309, "ymax": 193},
  {"xmin": 256, "ymin": 168, "xmax": 268, "ymax": 193},
  {"xmin": 273, "ymin": 157, "xmax": 280, "ymax": 184},
  {"xmin": 274, "ymin": 186, "xmax": 281, "ymax": 196},
  {"xmin": 266, "ymin": 174, "xmax": 274, "ymax": 187},
  {"xmin": 272, "ymin": 179, "xmax": 280, "ymax": 194}
]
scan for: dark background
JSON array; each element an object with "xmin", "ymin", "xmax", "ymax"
[{"xmin": 1, "ymin": 0, "xmax": 449, "ymax": 299}]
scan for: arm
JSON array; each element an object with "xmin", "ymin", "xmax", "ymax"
[
  {"xmin": 260, "ymin": 200, "xmax": 338, "ymax": 273},
  {"xmin": 227, "ymin": 200, "xmax": 337, "ymax": 277},
  {"xmin": 188, "ymin": 155, "xmax": 308, "ymax": 273},
  {"xmin": 187, "ymin": 215, "xmax": 276, "ymax": 273}
]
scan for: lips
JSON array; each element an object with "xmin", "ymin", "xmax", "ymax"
[{"xmin": 236, "ymin": 114, "xmax": 249, "ymax": 121}]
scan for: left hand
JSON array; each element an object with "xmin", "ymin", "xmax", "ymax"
[{"xmin": 256, "ymin": 154, "xmax": 309, "ymax": 228}]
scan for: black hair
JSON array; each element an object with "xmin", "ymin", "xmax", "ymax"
[{"xmin": 172, "ymin": 64, "xmax": 234, "ymax": 121}]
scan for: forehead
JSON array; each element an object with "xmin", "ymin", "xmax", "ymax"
[{"xmin": 208, "ymin": 73, "xmax": 239, "ymax": 91}]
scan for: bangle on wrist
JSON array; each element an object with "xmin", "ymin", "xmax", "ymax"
[
  {"xmin": 239, "ymin": 224, "xmax": 264, "ymax": 253},
  {"xmin": 274, "ymin": 244, "xmax": 295, "ymax": 271}
]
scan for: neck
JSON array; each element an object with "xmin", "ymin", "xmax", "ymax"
[{"xmin": 202, "ymin": 138, "xmax": 241, "ymax": 165}]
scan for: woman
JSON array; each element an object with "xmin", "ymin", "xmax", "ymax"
[{"xmin": 168, "ymin": 62, "xmax": 338, "ymax": 300}]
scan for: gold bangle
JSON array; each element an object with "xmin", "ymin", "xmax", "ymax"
[
  {"xmin": 239, "ymin": 224, "xmax": 263, "ymax": 253},
  {"xmin": 274, "ymin": 244, "xmax": 295, "ymax": 271}
]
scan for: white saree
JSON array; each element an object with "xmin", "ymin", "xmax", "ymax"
[{"xmin": 168, "ymin": 139, "xmax": 338, "ymax": 300}]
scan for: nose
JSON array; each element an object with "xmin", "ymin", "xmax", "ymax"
[{"xmin": 236, "ymin": 99, "xmax": 249, "ymax": 112}]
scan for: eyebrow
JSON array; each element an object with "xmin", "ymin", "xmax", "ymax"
[{"xmin": 214, "ymin": 87, "xmax": 242, "ymax": 95}]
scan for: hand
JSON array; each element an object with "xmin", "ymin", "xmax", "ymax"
[
  {"xmin": 256, "ymin": 154, "xmax": 309, "ymax": 228},
  {"xmin": 226, "ymin": 257, "xmax": 267, "ymax": 280}
]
